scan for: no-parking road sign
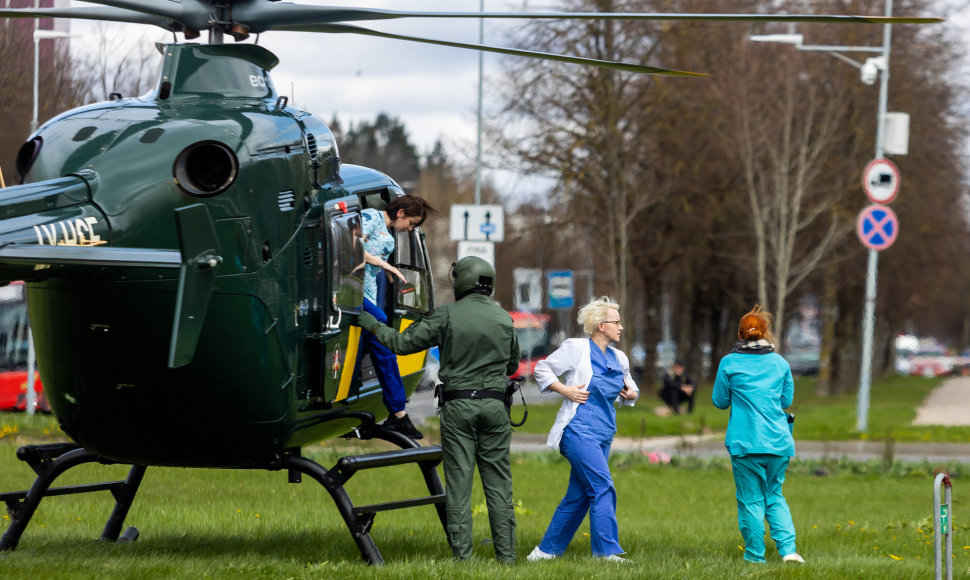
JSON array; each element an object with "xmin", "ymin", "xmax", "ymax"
[
  {"xmin": 856, "ymin": 204, "xmax": 899, "ymax": 251},
  {"xmin": 862, "ymin": 158, "xmax": 900, "ymax": 204}
]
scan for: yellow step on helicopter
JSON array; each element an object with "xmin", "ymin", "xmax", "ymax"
[{"xmin": 0, "ymin": 0, "xmax": 940, "ymax": 564}]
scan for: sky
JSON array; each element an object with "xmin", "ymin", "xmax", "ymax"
[
  {"xmin": 68, "ymin": 0, "xmax": 523, "ymax": 185},
  {"xmin": 64, "ymin": 1, "xmax": 970, "ymax": 201}
]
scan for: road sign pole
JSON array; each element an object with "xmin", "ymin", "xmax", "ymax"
[
  {"xmin": 857, "ymin": 0, "xmax": 893, "ymax": 434},
  {"xmin": 856, "ymin": 248, "xmax": 878, "ymax": 432}
]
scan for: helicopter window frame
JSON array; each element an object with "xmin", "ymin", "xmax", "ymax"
[
  {"xmin": 326, "ymin": 207, "xmax": 365, "ymax": 315},
  {"xmin": 393, "ymin": 229, "xmax": 433, "ymax": 315}
]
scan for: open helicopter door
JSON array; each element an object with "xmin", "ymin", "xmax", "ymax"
[
  {"xmin": 313, "ymin": 197, "xmax": 364, "ymax": 405},
  {"xmin": 389, "ymin": 225, "xmax": 435, "ymax": 386}
]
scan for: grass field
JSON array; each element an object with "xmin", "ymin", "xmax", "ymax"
[
  {"xmin": 0, "ymin": 441, "xmax": 964, "ymax": 579},
  {"xmin": 0, "ymin": 373, "xmax": 966, "ymax": 578}
]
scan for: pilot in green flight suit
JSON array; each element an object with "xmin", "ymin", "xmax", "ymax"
[{"xmin": 357, "ymin": 256, "xmax": 520, "ymax": 563}]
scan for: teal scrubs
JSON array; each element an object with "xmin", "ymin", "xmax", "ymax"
[{"xmin": 712, "ymin": 350, "xmax": 797, "ymax": 563}]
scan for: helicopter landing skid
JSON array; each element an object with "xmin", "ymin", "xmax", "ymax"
[
  {"xmin": 0, "ymin": 429, "xmax": 446, "ymax": 566},
  {"xmin": 273, "ymin": 415, "xmax": 447, "ymax": 565},
  {"xmin": 0, "ymin": 443, "xmax": 146, "ymax": 551},
  {"xmin": 279, "ymin": 443, "xmax": 446, "ymax": 565}
]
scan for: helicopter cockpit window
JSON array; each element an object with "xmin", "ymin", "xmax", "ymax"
[
  {"xmin": 173, "ymin": 51, "xmax": 275, "ymax": 99},
  {"xmin": 328, "ymin": 213, "xmax": 364, "ymax": 312},
  {"xmin": 393, "ymin": 229, "xmax": 432, "ymax": 314}
]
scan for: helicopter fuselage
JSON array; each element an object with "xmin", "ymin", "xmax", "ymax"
[{"xmin": 1, "ymin": 43, "xmax": 432, "ymax": 467}]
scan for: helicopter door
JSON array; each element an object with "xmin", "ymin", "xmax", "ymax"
[
  {"xmin": 317, "ymin": 204, "xmax": 364, "ymax": 404},
  {"xmin": 389, "ymin": 228, "xmax": 434, "ymax": 383}
]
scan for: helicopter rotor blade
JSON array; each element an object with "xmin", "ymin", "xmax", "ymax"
[
  {"xmin": 280, "ymin": 22, "xmax": 707, "ymax": 77},
  {"xmin": 249, "ymin": 7, "xmax": 942, "ymax": 31},
  {"xmin": 0, "ymin": 6, "xmax": 178, "ymax": 30},
  {"xmin": 75, "ymin": 0, "xmax": 217, "ymax": 31}
]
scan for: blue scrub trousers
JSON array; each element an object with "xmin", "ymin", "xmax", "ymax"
[
  {"xmin": 358, "ymin": 297, "xmax": 407, "ymax": 414},
  {"xmin": 538, "ymin": 426, "xmax": 623, "ymax": 557},
  {"xmin": 730, "ymin": 454, "xmax": 797, "ymax": 563}
]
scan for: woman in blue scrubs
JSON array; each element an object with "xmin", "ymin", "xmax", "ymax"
[
  {"xmin": 712, "ymin": 305, "xmax": 804, "ymax": 564},
  {"xmin": 528, "ymin": 297, "xmax": 639, "ymax": 562},
  {"xmin": 358, "ymin": 194, "xmax": 438, "ymax": 439}
]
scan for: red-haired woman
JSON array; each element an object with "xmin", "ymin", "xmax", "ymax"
[{"xmin": 712, "ymin": 305, "xmax": 804, "ymax": 564}]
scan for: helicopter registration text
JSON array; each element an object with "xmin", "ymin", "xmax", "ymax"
[{"xmin": 33, "ymin": 217, "xmax": 106, "ymax": 246}]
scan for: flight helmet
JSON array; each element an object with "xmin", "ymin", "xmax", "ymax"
[{"xmin": 451, "ymin": 256, "xmax": 494, "ymax": 299}]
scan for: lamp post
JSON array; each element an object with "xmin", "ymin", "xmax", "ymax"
[
  {"xmin": 27, "ymin": 28, "xmax": 75, "ymax": 414},
  {"xmin": 751, "ymin": 0, "xmax": 895, "ymax": 433},
  {"xmin": 32, "ymin": 29, "xmax": 76, "ymax": 134}
]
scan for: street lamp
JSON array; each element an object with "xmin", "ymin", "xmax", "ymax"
[
  {"xmin": 750, "ymin": 0, "xmax": 896, "ymax": 433},
  {"xmin": 32, "ymin": 29, "xmax": 76, "ymax": 134},
  {"xmin": 27, "ymin": 28, "xmax": 75, "ymax": 414}
]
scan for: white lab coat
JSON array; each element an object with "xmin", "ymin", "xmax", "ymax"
[{"xmin": 534, "ymin": 338, "xmax": 639, "ymax": 450}]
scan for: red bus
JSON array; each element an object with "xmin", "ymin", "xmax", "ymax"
[
  {"xmin": 508, "ymin": 311, "xmax": 552, "ymax": 379},
  {"xmin": 0, "ymin": 282, "xmax": 47, "ymax": 413}
]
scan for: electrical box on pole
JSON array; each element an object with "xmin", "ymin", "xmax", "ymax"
[{"xmin": 884, "ymin": 112, "xmax": 910, "ymax": 156}]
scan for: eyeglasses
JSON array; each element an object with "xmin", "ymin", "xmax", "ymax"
[{"xmin": 602, "ymin": 320, "xmax": 622, "ymax": 326}]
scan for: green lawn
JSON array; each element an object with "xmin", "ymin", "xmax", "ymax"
[
  {"xmin": 514, "ymin": 373, "xmax": 970, "ymax": 443},
  {"xmin": 0, "ymin": 374, "xmax": 966, "ymax": 577},
  {"xmin": 0, "ymin": 443, "xmax": 963, "ymax": 579}
]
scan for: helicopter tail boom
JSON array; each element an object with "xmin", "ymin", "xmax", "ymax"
[{"xmin": 0, "ymin": 175, "xmax": 221, "ymax": 367}]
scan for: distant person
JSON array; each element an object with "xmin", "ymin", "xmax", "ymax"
[
  {"xmin": 527, "ymin": 297, "xmax": 639, "ymax": 563},
  {"xmin": 358, "ymin": 194, "xmax": 439, "ymax": 440},
  {"xmin": 712, "ymin": 305, "xmax": 804, "ymax": 565},
  {"xmin": 659, "ymin": 360, "xmax": 696, "ymax": 414},
  {"xmin": 358, "ymin": 256, "xmax": 520, "ymax": 563}
]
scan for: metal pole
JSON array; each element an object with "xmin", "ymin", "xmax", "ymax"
[
  {"xmin": 474, "ymin": 0, "xmax": 484, "ymax": 206},
  {"xmin": 856, "ymin": 0, "xmax": 892, "ymax": 434},
  {"xmin": 26, "ymin": 326, "xmax": 36, "ymax": 415},
  {"xmin": 933, "ymin": 471, "xmax": 953, "ymax": 580},
  {"xmin": 32, "ymin": 35, "xmax": 39, "ymax": 134}
]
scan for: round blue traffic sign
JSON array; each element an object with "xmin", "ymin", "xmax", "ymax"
[{"xmin": 856, "ymin": 204, "xmax": 899, "ymax": 251}]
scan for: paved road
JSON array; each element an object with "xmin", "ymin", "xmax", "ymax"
[
  {"xmin": 913, "ymin": 376, "xmax": 970, "ymax": 426},
  {"xmin": 408, "ymin": 376, "xmax": 970, "ymax": 462}
]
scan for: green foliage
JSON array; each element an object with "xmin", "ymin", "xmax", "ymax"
[{"xmin": 0, "ymin": 413, "xmax": 63, "ymax": 444}]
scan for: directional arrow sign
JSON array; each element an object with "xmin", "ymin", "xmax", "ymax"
[
  {"xmin": 862, "ymin": 158, "xmax": 900, "ymax": 204},
  {"xmin": 449, "ymin": 204, "xmax": 504, "ymax": 242},
  {"xmin": 856, "ymin": 204, "xmax": 899, "ymax": 251}
]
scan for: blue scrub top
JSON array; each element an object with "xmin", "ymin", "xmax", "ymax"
[{"xmin": 567, "ymin": 339, "xmax": 625, "ymax": 442}]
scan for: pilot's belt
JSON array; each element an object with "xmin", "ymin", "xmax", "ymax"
[{"xmin": 441, "ymin": 388, "xmax": 506, "ymax": 403}]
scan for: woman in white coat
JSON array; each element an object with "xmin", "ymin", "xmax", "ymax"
[{"xmin": 527, "ymin": 297, "xmax": 639, "ymax": 562}]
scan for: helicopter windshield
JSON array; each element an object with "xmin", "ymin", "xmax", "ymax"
[{"xmin": 170, "ymin": 46, "xmax": 276, "ymax": 100}]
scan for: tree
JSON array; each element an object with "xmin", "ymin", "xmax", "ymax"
[
  {"xmin": 331, "ymin": 113, "xmax": 422, "ymax": 190},
  {"xmin": 72, "ymin": 23, "xmax": 160, "ymax": 102},
  {"xmin": 714, "ymin": 22, "xmax": 857, "ymax": 344},
  {"xmin": 491, "ymin": 0, "xmax": 680, "ymax": 346}
]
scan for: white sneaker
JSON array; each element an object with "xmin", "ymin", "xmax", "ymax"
[
  {"xmin": 527, "ymin": 546, "xmax": 556, "ymax": 561},
  {"xmin": 600, "ymin": 554, "xmax": 630, "ymax": 563},
  {"xmin": 783, "ymin": 553, "xmax": 805, "ymax": 563}
]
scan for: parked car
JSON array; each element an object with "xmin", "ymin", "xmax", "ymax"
[{"xmin": 907, "ymin": 345, "xmax": 953, "ymax": 377}]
